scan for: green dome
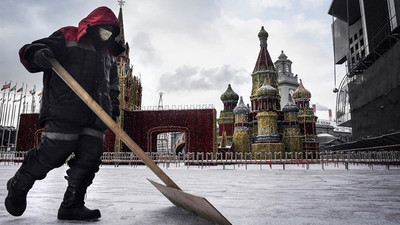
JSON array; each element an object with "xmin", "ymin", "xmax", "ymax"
[
  {"xmin": 220, "ymin": 84, "xmax": 239, "ymax": 101},
  {"xmin": 258, "ymin": 26, "xmax": 269, "ymax": 39}
]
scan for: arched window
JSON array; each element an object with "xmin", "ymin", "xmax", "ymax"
[{"xmin": 270, "ymin": 127, "xmax": 274, "ymax": 135}]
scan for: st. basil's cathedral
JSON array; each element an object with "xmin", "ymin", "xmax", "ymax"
[{"xmin": 218, "ymin": 26, "xmax": 319, "ymax": 157}]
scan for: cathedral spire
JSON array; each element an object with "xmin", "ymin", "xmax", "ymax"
[
  {"xmin": 116, "ymin": 0, "xmax": 125, "ymax": 46},
  {"xmin": 254, "ymin": 26, "xmax": 274, "ymax": 71}
]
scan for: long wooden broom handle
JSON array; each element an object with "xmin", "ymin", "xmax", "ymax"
[{"xmin": 46, "ymin": 56, "xmax": 181, "ymax": 190}]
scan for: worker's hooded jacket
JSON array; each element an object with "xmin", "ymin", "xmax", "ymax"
[{"xmin": 19, "ymin": 7, "xmax": 124, "ymax": 129}]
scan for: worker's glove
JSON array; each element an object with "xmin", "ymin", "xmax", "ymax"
[{"xmin": 33, "ymin": 48, "xmax": 54, "ymax": 69}]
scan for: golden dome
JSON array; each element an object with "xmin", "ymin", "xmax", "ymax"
[{"xmin": 292, "ymin": 79, "xmax": 311, "ymax": 99}]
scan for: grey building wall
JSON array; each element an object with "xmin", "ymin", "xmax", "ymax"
[
  {"xmin": 362, "ymin": 0, "xmax": 390, "ymax": 53},
  {"xmin": 348, "ymin": 41, "xmax": 400, "ymax": 139}
]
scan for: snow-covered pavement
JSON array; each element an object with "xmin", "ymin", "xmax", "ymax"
[{"xmin": 1, "ymin": 163, "xmax": 399, "ymax": 225}]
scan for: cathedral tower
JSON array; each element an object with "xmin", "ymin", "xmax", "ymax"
[
  {"xmin": 232, "ymin": 96, "xmax": 251, "ymax": 154},
  {"xmin": 282, "ymin": 94, "xmax": 302, "ymax": 156},
  {"xmin": 113, "ymin": 2, "xmax": 143, "ymax": 152},
  {"xmin": 249, "ymin": 26, "xmax": 281, "ymax": 138},
  {"xmin": 116, "ymin": 3, "xmax": 142, "ymax": 111},
  {"xmin": 251, "ymin": 80, "xmax": 284, "ymax": 155},
  {"xmin": 274, "ymin": 51, "xmax": 299, "ymax": 107},
  {"xmin": 217, "ymin": 84, "xmax": 239, "ymax": 146},
  {"xmin": 292, "ymin": 79, "xmax": 319, "ymax": 156},
  {"xmin": 248, "ymin": 27, "xmax": 284, "ymax": 155}
]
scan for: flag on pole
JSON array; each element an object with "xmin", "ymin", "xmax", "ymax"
[
  {"xmin": 13, "ymin": 96, "xmax": 25, "ymax": 103},
  {"xmin": 17, "ymin": 86, "xmax": 23, "ymax": 92},
  {"xmin": 10, "ymin": 83, "xmax": 17, "ymax": 92},
  {"xmin": 1, "ymin": 82, "xmax": 11, "ymax": 91},
  {"xmin": 29, "ymin": 85, "xmax": 36, "ymax": 95}
]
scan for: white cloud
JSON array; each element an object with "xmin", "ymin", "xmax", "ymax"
[
  {"xmin": 131, "ymin": 32, "xmax": 162, "ymax": 67},
  {"xmin": 248, "ymin": 0, "xmax": 292, "ymax": 10},
  {"xmin": 300, "ymin": 0, "xmax": 326, "ymax": 9},
  {"xmin": 158, "ymin": 65, "xmax": 248, "ymax": 92}
]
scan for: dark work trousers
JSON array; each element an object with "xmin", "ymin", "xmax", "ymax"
[{"xmin": 22, "ymin": 120, "xmax": 105, "ymax": 187}]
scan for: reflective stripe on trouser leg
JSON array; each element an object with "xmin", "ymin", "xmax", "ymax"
[
  {"xmin": 41, "ymin": 132, "xmax": 80, "ymax": 141},
  {"xmin": 82, "ymin": 128, "xmax": 105, "ymax": 140},
  {"xmin": 23, "ymin": 132, "xmax": 80, "ymax": 179}
]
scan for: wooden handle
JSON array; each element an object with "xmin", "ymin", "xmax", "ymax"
[{"xmin": 47, "ymin": 57, "xmax": 181, "ymax": 190}]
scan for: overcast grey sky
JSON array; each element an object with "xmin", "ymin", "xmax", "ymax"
[{"xmin": 0, "ymin": 0, "xmax": 340, "ymax": 120}]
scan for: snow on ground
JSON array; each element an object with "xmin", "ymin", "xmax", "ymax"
[{"xmin": 1, "ymin": 163, "xmax": 400, "ymax": 225}]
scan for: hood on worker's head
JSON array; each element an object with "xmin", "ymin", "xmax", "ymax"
[{"xmin": 77, "ymin": 6, "xmax": 120, "ymax": 41}]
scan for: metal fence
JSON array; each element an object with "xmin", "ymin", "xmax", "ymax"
[
  {"xmin": 1, "ymin": 150, "xmax": 399, "ymax": 169},
  {"xmin": 130, "ymin": 104, "xmax": 215, "ymax": 111}
]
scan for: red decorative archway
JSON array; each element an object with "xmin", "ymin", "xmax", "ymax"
[
  {"xmin": 122, "ymin": 109, "xmax": 216, "ymax": 155},
  {"xmin": 147, "ymin": 126, "xmax": 189, "ymax": 153}
]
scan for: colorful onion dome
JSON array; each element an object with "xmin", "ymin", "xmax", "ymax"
[
  {"xmin": 258, "ymin": 26, "xmax": 269, "ymax": 39},
  {"xmin": 220, "ymin": 84, "xmax": 239, "ymax": 102},
  {"xmin": 292, "ymin": 79, "xmax": 311, "ymax": 99},
  {"xmin": 282, "ymin": 94, "xmax": 299, "ymax": 113},
  {"xmin": 256, "ymin": 80, "xmax": 278, "ymax": 97},
  {"xmin": 233, "ymin": 96, "xmax": 250, "ymax": 115}
]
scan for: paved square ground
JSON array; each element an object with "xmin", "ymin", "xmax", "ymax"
[{"xmin": 1, "ymin": 163, "xmax": 399, "ymax": 225}]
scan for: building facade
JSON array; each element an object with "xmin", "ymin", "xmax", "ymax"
[{"xmin": 329, "ymin": 0, "xmax": 400, "ymax": 144}]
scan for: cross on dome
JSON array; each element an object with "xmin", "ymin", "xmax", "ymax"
[{"xmin": 118, "ymin": 0, "xmax": 125, "ymax": 7}]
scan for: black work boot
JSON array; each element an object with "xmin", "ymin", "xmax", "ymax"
[
  {"xmin": 57, "ymin": 185, "xmax": 101, "ymax": 221},
  {"xmin": 5, "ymin": 168, "xmax": 36, "ymax": 216}
]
